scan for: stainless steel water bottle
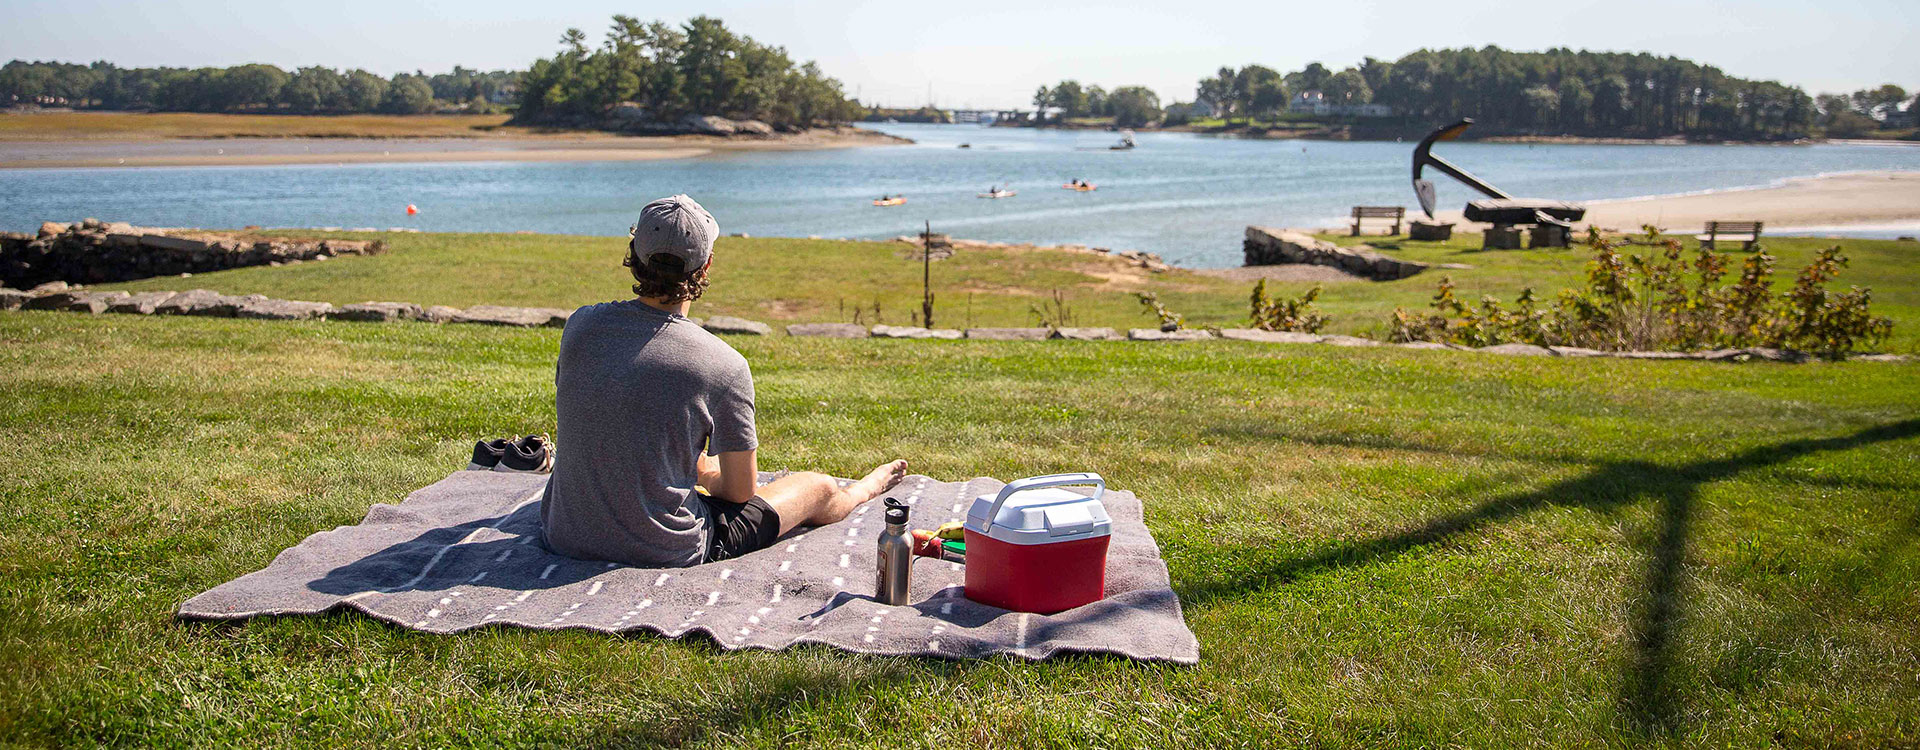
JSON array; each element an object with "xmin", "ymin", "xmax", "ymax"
[{"xmin": 876, "ymin": 498, "xmax": 912, "ymax": 605}]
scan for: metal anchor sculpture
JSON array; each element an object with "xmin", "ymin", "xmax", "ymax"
[{"xmin": 1412, "ymin": 119, "xmax": 1586, "ymax": 247}]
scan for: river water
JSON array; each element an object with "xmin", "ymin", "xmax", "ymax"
[{"xmin": 6, "ymin": 122, "xmax": 1919, "ymax": 268}]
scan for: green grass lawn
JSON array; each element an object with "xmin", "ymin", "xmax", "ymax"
[
  {"xmin": 100, "ymin": 231, "xmax": 1259, "ymax": 333},
  {"xmin": 95, "ymin": 230, "xmax": 1920, "ymax": 353},
  {"xmin": 2, "ymin": 311, "xmax": 1917, "ymax": 746}
]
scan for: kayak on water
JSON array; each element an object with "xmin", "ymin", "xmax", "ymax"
[
  {"xmin": 872, "ymin": 197, "xmax": 907, "ymax": 206},
  {"xmin": 977, "ymin": 190, "xmax": 1017, "ymax": 199},
  {"xmin": 1061, "ymin": 183, "xmax": 1097, "ymax": 191}
]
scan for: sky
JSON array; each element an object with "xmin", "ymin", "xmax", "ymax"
[{"xmin": 4, "ymin": 0, "xmax": 1915, "ymax": 110}]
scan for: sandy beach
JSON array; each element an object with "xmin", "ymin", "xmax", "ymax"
[
  {"xmin": 0, "ymin": 128, "xmax": 908, "ymax": 169},
  {"xmin": 1435, "ymin": 171, "xmax": 1920, "ymax": 235}
]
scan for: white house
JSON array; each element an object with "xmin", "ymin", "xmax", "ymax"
[
  {"xmin": 1288, "ymin": 90, "xmax": 1328, "ymax": 114},
  {"xmin": 1289, "ymin": 90, "xmax": 1393, "ymax": 117}
]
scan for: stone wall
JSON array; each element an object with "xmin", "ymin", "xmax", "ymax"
[
  {"xmin": 1242, "ymin": 226, "xmax": 1429, "ymax": 280},
  {"xmin": 0, "ymin": 220, "xmax": 385, "ymax": 288},
  {"xmin": 3, "ymin": 284, "xmax": 1903, "ymax": 363}
]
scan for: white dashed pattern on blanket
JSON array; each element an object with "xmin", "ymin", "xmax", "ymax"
[{"xmin": 177, "ymin": 471, "xmax": 1199, "ymax": 663}]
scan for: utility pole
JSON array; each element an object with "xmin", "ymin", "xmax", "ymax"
[{"xmin": 921, "ymin": 220, "xmax": 935, "ymax": 328}]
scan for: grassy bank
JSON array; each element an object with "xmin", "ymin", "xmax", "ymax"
[
  {"xmin": 102, "ymin": 232, "xmax": 1256, "ymax": 331},
  {"xmin": 94, "ymin": 229, "xmax": 1920, "ymax": 352},
  {"xmin": 1, "ymin": 311, "xmax": 1916, "ymax": 746},
  {"xmin": 0, "ymin": 111, "xmax": 528, "ymax": 140}
]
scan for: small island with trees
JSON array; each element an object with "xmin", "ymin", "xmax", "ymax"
[
  {"xmin": 511, "ymin": 15, "xmax": 865, "ymax": 134},
  {"xmin": 1, "ymin": 15, "xmax": 878, "ymax": 143}
]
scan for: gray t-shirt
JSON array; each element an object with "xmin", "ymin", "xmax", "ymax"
[{"xmin": 540, "ymin": 299, "xmax": 757, "ymax": 567}]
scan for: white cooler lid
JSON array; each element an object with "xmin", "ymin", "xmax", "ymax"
[{"xmin": 964, "ymin": 474, "xmax": 1112, "ymax": 546}]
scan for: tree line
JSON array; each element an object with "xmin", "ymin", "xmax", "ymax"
[
  {"xmin": 0, "ymin": 60, "xmax": 518, "ymax": 114},
  {"xmin": 1030, "ymin": 82, "xmax": 1163, "ymax": 127},
  {"xmin": 1184, "ymin": 48, "xmax": 1832, "ymax": 139},
  {"xmin": 513, "ymin": 15, "xmax": 862, "ymax": 130},
  {"xmin": 1027, "ymin": 47, "xmax": 1912, "ymax": 140},
  {"xmin": 1816, "ymin": 85, "xmax": 1914, "ymax": 137}
]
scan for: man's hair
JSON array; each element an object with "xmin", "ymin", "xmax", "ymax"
[{"xmin": 627, "ymin": 250, "xmax": 710, "ymax": 303}]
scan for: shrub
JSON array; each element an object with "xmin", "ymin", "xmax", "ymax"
[
  {"xmin": 1390, "ymin": 228, "xmax": 1892, "ymax": 355},
  {"xmin": 1249, "ymin": 280, "xmax": 1329, "ymax": 333},
  {"xmin": 1135, "ymin": 292, "xmax": 1185, "ymax": 331},
  {"xmin": 1029, "ymin": 289, "xmax": 1078, "ymax": 330}
]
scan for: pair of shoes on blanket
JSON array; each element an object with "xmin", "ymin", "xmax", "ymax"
[{"xmin": 468, "ymin": 435, "xmax": 555, "ymax": 474}]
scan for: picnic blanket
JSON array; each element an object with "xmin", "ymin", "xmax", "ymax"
[{"xmin": 178, "ymin": 471, "xmax": 1200, "ymax": 664}]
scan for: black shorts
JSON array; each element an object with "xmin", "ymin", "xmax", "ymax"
[{"xmin": 697, "ymin": 494, "xmax": 781, "ymax": 562}]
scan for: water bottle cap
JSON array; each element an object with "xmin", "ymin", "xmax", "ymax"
[{"xmin": 885, "ymin": 504, "xmax": 908, "ymax": 524}]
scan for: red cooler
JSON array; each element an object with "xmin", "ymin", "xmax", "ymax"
[{"xmin": 963, "ymin": 473, "xmax": 1112, "ymax": 614}]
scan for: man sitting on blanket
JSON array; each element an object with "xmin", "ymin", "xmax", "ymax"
[{"xmin": 541, "ymin": 194, "xmax": 908, "ymax": 566}]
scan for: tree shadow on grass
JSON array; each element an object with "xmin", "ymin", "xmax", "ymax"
[
  {"xmin": 563, "ymin": 653, "xmax": 923, "ymax": 749},
  {"xmin": 1183, "ymin": 419, "xmax": 1920, "ymax": 735},
  {"xmin": 1207, "ymin": 421, "xmax": 1920, "ymax": 493}
]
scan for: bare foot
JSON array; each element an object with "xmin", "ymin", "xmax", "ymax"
[{"xmin": 846, "ymin": 459, "xmax": 908, "ymax": 502}]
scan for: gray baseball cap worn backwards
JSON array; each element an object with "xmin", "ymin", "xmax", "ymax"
[{"xmin": 628, "ymin": 194, "xmax": 719, "ymax": 278}]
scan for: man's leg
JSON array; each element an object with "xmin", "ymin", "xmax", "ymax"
[{"xmin": 758, "ymin": 460, "xmax": 908, "ymax": 537}]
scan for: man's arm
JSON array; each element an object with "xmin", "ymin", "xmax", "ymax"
[{"xmin": 699, "ymin": 449, "xmax": 758, "ymax": 504}]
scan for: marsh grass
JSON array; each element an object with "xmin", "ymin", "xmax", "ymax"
[{"xmin": 2, "ymin": 311, "xmax": 1916, "ymax": 746}]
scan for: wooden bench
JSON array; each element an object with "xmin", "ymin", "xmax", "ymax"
[
  {"xmin": 1700, "ymin": 220, "xmax": 1763, "ymax": 250},
  {"xmin": 1351, "ymin": 206, "xmax": 1405, "ymax": 236}
]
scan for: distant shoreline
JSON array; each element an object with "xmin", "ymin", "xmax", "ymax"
[
  {"xmin": 1001, "ymin": 120, "xmax": 1913, "ymax": 147},
  {"xmin": 0, "ymin": 127, "xmax": 910, "ymax": 169}
]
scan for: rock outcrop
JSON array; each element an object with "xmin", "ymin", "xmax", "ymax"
[
  {"xmin": 0, "ymin": 219, "xmax": 386, "ymax": 288},
  {"xmin": 1051, "ymin": 327, "xmax": 1119, "ymax": 341},
  {"xmin": 964, "ymin": 327, "xmax": 1050, "ymax": 341},
  {"xmin": 1127, "ymin": 328, "xmax": 1216, "ymax": 341},
  {"xmin": 734, "ymin": 120, "xmax": 776, "ymax": 137},
  {"xmin": 1242, "ymin": 227, "xmax": 1429, "ymax": 281},
  {"xmin": 329, "ymin": 302, "xmax": 423, "ymax": 322},
  {"xmin": 1218, "ymin": 329, "xmax": 1323, "ymax": 344},
  {"xmin": 786, "ymin": 323, "xmax": 869, "ymax": 338},
  {"xmin": 32, "ymin": 290, "xmax": 130, "ymax": 313},
  {"xmin": 871, "ymin": 325, "xmax": 962, "ymax": 339},
  {"xmin": 233, "ymin": 297, "xmax": 334, "ymax": 320},
  {"xmin": 682, "ymin": 115, "xmax": 737, "ymax": 135},
  {"xmin": 106, "ymin": 291, "xmax": 181, "ymax": 315},
  {"xmin": 705, "ymin": 316, "xmax": 773, "ymax": 336},
  {"xmin": 152, "ymin": 289, "xmax": 229, "ymax": 315}
]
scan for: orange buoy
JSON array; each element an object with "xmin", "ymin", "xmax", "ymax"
[{"xmin": 406, "ymin": 204, "xmax": 419, "ymax": 216}]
